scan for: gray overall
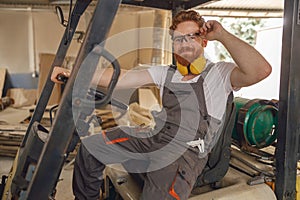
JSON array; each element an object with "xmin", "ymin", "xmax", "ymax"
[{"xmin": 73, "ymin": 64, "xmax": 217, "ymax": 200}]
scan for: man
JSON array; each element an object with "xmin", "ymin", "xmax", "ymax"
[{"xmin": 51, "ymin": 10, "xmax": 271, "ymax": 200}]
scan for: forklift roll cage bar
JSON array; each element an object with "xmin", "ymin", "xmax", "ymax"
[{"xmin": 4, "ymin": 0, "xmax": 299, "ymax": 199}]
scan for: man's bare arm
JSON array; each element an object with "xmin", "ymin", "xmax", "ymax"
[
  {"xmin": 91, "ymin": 67, "xmax": 155, "ymax": 89},
  {"xmin": 200, "ymin": 20, "xmax": 272, "ymax": 88},
  {"xmin": 51, "ymin": 66, "xmax": 155, "ymax": 89}
]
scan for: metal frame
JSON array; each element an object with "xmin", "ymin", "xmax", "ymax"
[
  {"xmin": 21, "ymin": 0, "xmax": 91, "ymax": 146},
  {"xmin": 26, "ymin": 0, "xmax": 122, "ymax": 197},
  {"xmin": 121, "ymin": 0, "xmax": 211, "ymax": 10},
  {"xmin": 10, "ymin": 1, "xmax": 92, "ymax": 199},
  {"xmin": 15, "ymin": 0, "xmax": 122, "ymax": 199},
  {"xmin": 275, "ymin": 0, "xmax": 300, "ymax": 199}
]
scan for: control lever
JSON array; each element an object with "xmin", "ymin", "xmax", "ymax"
[{"xmin": 57, "ymin": 73, "xmax": 69, "ymax": 84}]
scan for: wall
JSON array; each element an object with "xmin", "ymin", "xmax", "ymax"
[
  {"xmin": 0, "ymin": 6, "xmax": 171, "ymax": 104},
  {"xmin": 234, "ymin": 24, "xmax": 283, "ymax": 100},
  {"xmin": 105, "ymin": 9, "xmax": 172, "ymax": 69},
  {"xmin": 0, "ymin": 11, "xmax": 31, "ymax": 73},
  {"xmin": 0, "ymin": 7, "xmax": 171, "ymax": 75},
  {"xmin": 0, "ymin": 8, "xmax": 87, "ymax": 75}
]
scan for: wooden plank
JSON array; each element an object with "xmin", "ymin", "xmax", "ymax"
[
  {"xmin": 0, "ymin": 136, "xmax": 23, "ymax": 142},
  {"xmin": 0, "ymin": 68, "xmax": 6, "ymax": 97},
  {"xmin": 0, "ymin": 124, "xmax": 26, "ymax": 156},
  {"xmin": 0, "ymin": 152, "xmax": 16, "ymax": 157},
  {"xmin": 0, "ymin": 141, "xmax": 22, "ymax": 146},
  {"xmin": 0, "ymin": 124, "xmax": 28, "ymax": 131},
  {"xmin": 0, "ymin": 145, "xmax": 19, "ymax": 157}
]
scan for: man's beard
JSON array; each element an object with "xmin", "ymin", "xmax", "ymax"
[{"xmin": 174, "ymin": 47, "xmax": 200, "ymax": 66}]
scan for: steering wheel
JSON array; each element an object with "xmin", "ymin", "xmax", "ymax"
[{"xmin": 87, "ymin": 88, "xmax": 128, "ymax": 110}]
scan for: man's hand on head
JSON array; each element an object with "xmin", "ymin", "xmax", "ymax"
[{"xmin": 199, "ymin": 20, "xmax": 226, "ymax": 41}]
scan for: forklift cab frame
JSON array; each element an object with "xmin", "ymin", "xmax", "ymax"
[{"xmin": 0, "ymin": 0, "xmax": 299, "ymax": 199}]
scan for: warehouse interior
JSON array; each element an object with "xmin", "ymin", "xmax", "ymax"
[{"xmin": 0, "ymin": 0, "xmax": 299, "ymax": 200}]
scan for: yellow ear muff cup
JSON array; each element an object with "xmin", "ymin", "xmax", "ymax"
[
  {"xmin": 177, "ymin": 62, "xmax": 189, "ymax": 76},
  {"xmin": 190, "ymin": 57, "xmax": 206, "ymax": 75}
]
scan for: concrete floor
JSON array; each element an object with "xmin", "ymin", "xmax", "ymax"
[
  {"xmin": 0, "ymin": 156, "xmax": 75, "ymax": 200},
  {"xmin": 0, "ymin": 150, "xmax": 282, "ymax": 200}
]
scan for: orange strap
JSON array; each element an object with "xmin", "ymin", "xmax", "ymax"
[
  {"xmin": 169, "ymin": 173, "xmax": 180, "ymax": 200},
  {"xmin": 102, "ymin": 130, "xmax": 129, "ymax": 145}
]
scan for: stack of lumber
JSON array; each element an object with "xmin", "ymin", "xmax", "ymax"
[
  {"xmin": 94, "ymin": 109, "xmax": 120, "ymax": 130},
  {"xmin": 94, "ymin": 103, "xmax": 155, "ymax": 131},
  {"xmin": 0, "ymin": 124, "xmax": 79, "ymax": 162},
  {"xmin": 0, "ymin": 125, "xmax": 27, "ymax": 157}
]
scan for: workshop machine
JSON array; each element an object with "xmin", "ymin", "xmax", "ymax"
[{"xmin": 0, "ymin": 0, "xmax": 299, "ymax": 199}]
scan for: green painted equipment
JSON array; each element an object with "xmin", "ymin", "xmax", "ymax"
[{"xmin": 232, "ymin": 97, "xmax": 278, "ymax": 148}]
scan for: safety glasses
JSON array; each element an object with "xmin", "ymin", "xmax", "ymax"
[{"xmin": 172, "ymin": 32, "xmax": 201, "ymax": 44}]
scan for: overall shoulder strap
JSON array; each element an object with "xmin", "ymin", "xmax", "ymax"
[
  {"xmin": 165, "ymin": 64, "xmax": 176, "ymax": 84},
  {"xmin": 199, "ymin": 62, "xmax": 214, "ymax": 80}
]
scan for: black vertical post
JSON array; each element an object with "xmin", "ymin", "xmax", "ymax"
[
  {"xmin": 275, "ymin": 0, "xmax": 300, "ymax": 199},
  {"xmin": 21, "ymin": 0, "xmax": 91, "ymax": 146}
]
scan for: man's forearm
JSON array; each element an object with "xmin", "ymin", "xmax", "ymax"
[
  {"xmin": 91, "ymin": 68, "xmax": 126, "ymax": 88},
  {"xmin": 91, "ymin": 67, "xmax": 154, "ymax": 89}
]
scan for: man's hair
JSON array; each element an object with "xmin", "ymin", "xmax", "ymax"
[{"xmin": 169, "ymin": 10, "xmax": 205, "ymax": 37}]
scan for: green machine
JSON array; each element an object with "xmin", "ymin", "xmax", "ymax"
[{"xmin": 232, "ymin": 97, "xmax": 279, "ymax": 149}]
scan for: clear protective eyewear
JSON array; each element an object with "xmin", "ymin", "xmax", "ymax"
[{"xmin": 172, "ymin": 32, "xmax": 201, "ymax": 44}]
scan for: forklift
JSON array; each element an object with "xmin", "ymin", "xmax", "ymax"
[{"xmin": 0, "ymin": 0, "xmax": 299, "ymax": 199}]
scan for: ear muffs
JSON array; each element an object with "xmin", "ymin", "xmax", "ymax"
[
  {"xmin": 177, "ymin": 56, "xmax": 206, "ymax": 76},
  {"xmin": 177, "ymin": 62, "xmax": 189, "ymax": 76}
]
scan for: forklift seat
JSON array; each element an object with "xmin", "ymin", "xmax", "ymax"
[{"xmin": 193, "ymin": 92, "xmax": 236, "ymax": 188}]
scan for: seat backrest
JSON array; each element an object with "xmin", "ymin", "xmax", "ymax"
[{"xmin": 193, "ymin": 92, "xmax": 236, "ymax": 187}]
